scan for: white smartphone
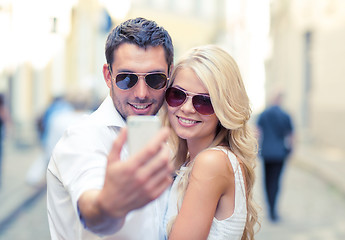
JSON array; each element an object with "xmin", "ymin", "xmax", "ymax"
[{"xmin": 127, "ymin": 115, "xmax": 162, "ymax": 156}]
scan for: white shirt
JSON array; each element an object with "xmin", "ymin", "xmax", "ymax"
[{"xmin": 47, "ymin": 95, "xmax": 168, "ymax": 240}]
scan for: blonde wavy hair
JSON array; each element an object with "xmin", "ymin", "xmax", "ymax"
[{"xmin": 160, "ymin": 45, "xmax": 260, "ymax": 239}]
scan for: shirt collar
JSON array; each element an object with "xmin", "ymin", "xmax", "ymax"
[{"xmin": 93, "ymin": 95, "xmax": 126, "ymax": 128}]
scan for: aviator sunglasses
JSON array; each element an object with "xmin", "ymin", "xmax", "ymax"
[
  {"xmin": 165, "ymin": 87, "xmax": 214, "ymax": 115},
  {"xmin": 108, "ymin": 66, "xmax": 168, "ymax": 90}
]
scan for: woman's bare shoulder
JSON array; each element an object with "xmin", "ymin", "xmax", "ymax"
[{"xmin": 192, "ymin": 148, "xmax": 234, "ymax": 178}]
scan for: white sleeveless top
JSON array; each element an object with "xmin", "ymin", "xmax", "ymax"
[{"xmin": 163, "ymin": 147, "xmax": 247, "ymax": 240}]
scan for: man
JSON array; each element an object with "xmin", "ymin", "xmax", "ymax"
[
  {"xmin": 0, "ymin": 94, "xmax": 7, "ymax": 188},
  {"xmin": 47, "ymin": 17, "xmax": 174, "ymax": 239},
  {"xmin": 257, "ymin": 91, "xmax": 294, "ymax": 222}
]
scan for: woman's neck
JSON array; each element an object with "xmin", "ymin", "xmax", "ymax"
[{"xmin": 187, "ymin": 138, "xmax": 214, "ymax": 161}]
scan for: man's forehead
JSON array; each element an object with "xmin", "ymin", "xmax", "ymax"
[{"xmin": 112, "ymin": 44, "xmax": 168, "ymax": 73}]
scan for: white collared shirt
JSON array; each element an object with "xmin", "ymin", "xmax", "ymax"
[{"xmin": 47, "ymin": 95, "xmax": 168, "ymax": 240}]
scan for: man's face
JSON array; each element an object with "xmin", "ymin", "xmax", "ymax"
[{"xmin": 103, "ymin": 43, "xmax": 169, "ymax": 120}]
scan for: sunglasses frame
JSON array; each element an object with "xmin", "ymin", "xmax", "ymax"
[
  {"xmin": 165, "ymin": 86, "xmax": 214, "ymax": 115},
  {"xmin": 108, "ymin": 65, "xmax": 169, "ymax": 90}
]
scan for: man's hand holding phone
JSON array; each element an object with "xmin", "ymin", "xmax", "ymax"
[
  {"xmin": 91, "ymin": 116, "xmax": 172, "ymax": 218},
  {"xmin": 78, "ymin": 122, "xmax": 173, "ymax": 232}
]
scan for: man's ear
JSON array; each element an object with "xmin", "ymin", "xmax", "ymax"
[
  {"xmin": 168, "ymin": 64, "xmax": 174, "ymax": 78},
  {"xmin": 167, "ymin": 63, "xmax": 174, "ymax": 86},
  {"xmin": 103, "ymin": 64, "xmax": 112, "ymax": 89}
]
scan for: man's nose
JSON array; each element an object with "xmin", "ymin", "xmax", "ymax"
[{"xmin": 133, "ymin": 76, "xmax": 149, "ymax": 99}]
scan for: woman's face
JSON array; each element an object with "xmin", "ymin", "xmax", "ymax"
[{"xmin": 167, "ymin": 68, "xmax": 219, "ymax": 148}]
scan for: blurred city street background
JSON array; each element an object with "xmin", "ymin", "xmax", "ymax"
[{"xmin": 1, "ymin": 0, "xmax": 345, "ymax": 239}]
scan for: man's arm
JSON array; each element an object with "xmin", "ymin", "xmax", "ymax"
[
  {"xmin": 78, "ymin": 127, "xmax": 173, "ymax": 235},
  {"xmin": 78, "ymin": 190, "xmax": 125, "ymax": 235}
]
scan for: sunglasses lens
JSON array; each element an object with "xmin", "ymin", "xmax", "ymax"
[
  {"xmin": 193, "ymin": 95, "xmax": 214, "ymax": 115},
  {"xmin": 116, "ymin": 74, "xmax": 138, "ymax": 90},
  {"xmin": 146, "ymin": 73, "xmax": 167, "ymax": 89},
  {"xmin": 165, "ymin": 87, "xmax": 186, "ymax": 107}
]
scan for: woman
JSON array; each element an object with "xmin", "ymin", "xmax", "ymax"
[{"xmin": 161, "ymin": 45, "xmax": 259, "ymax": 240}]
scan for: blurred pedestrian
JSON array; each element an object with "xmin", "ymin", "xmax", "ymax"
[
  {"xmin": 256, "ymin": 91, "xmax": 294, "ymax": 222},
  {"xmin": 0, "ymin": 93, "xmax": 11, "ymax": 188},
  {"xmin": 26, "ymin": 95, "xmax": 73, "ymax": 186},
  {"xmin": 36, "ymin": 95, "xmax": 73, "ymax": 150},
  {"xmin": 27, "ymin": 93, "xmax": 92, "ymax": 186}
]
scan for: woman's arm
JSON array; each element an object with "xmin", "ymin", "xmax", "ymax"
[{"xmin": 169, "ymin": 149, "xmax": 234, "ymax": 240}]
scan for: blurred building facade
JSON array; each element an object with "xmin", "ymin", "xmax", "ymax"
[
  {"xmin": 266, "ymin": 0, "xmax": 345, "ymax": 150},
  {"xmin": 0, "ymin": 0, "xmax": 81, "ymax": 144}
]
